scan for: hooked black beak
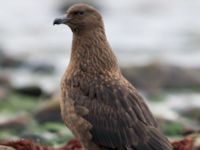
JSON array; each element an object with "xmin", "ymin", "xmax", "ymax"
[{"xmin": 53, "ymin": 15, "xmax": 71, "ymax": 25}]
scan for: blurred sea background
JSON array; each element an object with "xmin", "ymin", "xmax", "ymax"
[{"xmin": 0, "ymin": 0, "xmax": 200, "ymax": 147}]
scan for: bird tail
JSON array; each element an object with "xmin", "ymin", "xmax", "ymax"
[
  {"xmin": 131, "ymin": 127, "xmax": 172, "ymax": 150},
  {"xmin": 99, "ymin": 127, "xmax": 172, "ymax": 150}
]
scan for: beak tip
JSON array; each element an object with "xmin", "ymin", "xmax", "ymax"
[{"xmin": 53, "ymin": 18, "xmax": 62, "ymax": 25}]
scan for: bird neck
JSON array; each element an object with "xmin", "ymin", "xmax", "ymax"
[{"xmin": 69, "ymin": 26, "xmax": 119, "ymax": 75}]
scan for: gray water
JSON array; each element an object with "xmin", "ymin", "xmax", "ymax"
[{"xmin": 1, "ymin": 0, "xmax": 200, "ymax": 68}]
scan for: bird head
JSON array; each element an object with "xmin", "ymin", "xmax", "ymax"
[{"xmin": 53, "ymin": 3, "xmax": 103, "ymax": 33}]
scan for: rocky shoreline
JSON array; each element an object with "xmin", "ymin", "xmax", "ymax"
[{"xmin": 1, "ymin": 51, "xmax": 200, "ymax": 147}]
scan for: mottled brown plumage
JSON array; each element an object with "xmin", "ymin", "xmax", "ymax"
[{"xmin": 54, "ymin": 3, "xmax": 172, "ymax": 150}]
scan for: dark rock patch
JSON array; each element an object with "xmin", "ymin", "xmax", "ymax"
[
  {"xmin": 0, "ymin": 115, "xmax": 29, "ymax": 132},
  {"xmin": 122, "ymin": 63, "xmax": 200, "ymax": 94},
  {"xmin": 179, "ymin": 108, "xmax": 200, "ymax": 123},
  {"xmin": 12, "ymin": 86, "xmax": 43, "ymax": 97},
  {"xmin": 34, "ymin": 99, "xmax": 62, "ymax": 123}
]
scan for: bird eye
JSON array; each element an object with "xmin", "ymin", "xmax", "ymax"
[{"xmin": 74, "ymin": 11, "xmax": 85, "ymax": 16}]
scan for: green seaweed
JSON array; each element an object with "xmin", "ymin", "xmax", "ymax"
[
  {"xmin": 0, "ymin": 92, "xmax": 41, "ymax": 113},
  {"xmin": 161, "ymin": 122, "xmax": 184, "ymax": 136},
  {"xmin": 41, "ymin": 122, "xmax": 69, "ymax": 133},
  {"xmin": 148, "ymin": 91, "xmax": 167, "ymax": 102}
]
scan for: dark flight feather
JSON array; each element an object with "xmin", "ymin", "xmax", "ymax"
[{"xmin": 67, "ymin": 75, "xmax": 172, "ymax": 150}]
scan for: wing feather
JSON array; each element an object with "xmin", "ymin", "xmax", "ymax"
[{"xmin": 68, "ymin": 76, "xmax": 172, "ymax": 149}]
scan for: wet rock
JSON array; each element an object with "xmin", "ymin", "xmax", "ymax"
[
  {"xmin": 0, "ymin": 49, "xmax": 6, "ymax": 66},
  {"xmin": 0, "ymin": 48, "xmax": 5, "ymax": 63},
  {"xmin": 0, "ymin": 114, "xmax": 30, "ymax": 132},
  {"xmin": 122, "ymin": 63, "xmax": 200, "ymax": 94},
  {"xmin": 163, "ymin": 67, "xmax": 200, "ymax": 90},
  {"xmin": 0, "ymin": 87, "xmax": 8, "ymax": 101},
  {"xmin": 12, "ymin": 86, "xmax": 44, "ymax": 97},
  {"xmin": 0, "ymin": 51, "xmax": 23, "ymax": 69},
  {"xmin": 122, "ymin": 63, "xmax": 164, "ymax": 95},
  {"xmin": 34, "ymin": 98, "xmax": 62, "ymax": 123},
  {"xmin": 1, "ymin": 51, "xmax": 54, "ymax": 74},
  {"xmin": 20, "ymin": 60, "xmax": 55, "ymax": 74},
  {"xmin": 30, "ymin": 64, "xmax": 54, "ymax": 74},
  {"xmin": 179, "ymin": 108, "xmax": 200, "ymax": 123},
  {"xmin": 0, "ymin": 76, "xmax": 10, "ymax": 101},
  {"xmin": 0, "ymin": 75, "xmax": 10, "ymax": 87},
  {"xmin": 1, "ymin": 58, "xmax": 23, "ymax": 68}
]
